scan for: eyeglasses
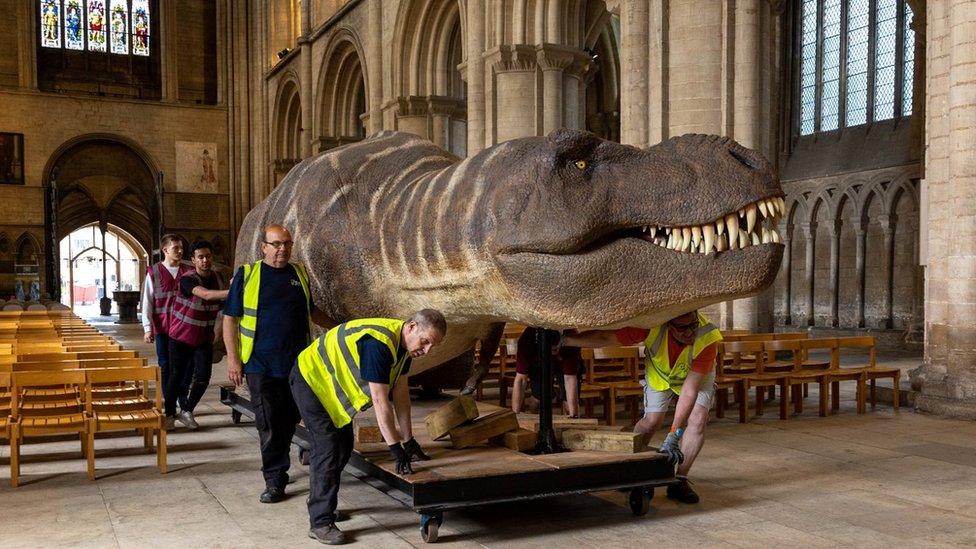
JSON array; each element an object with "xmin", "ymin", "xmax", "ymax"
[
  {"xmin": 668, "ymin": 321, "xmax": 698, "ymax": 332},
  {"xmin": 263, "ymin": 240, "xmax": 294, "ymax": 250}
]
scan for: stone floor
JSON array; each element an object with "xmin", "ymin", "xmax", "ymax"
[{"xmin": 3, "ymin": 321, "xmax": 976, "ymax": 548}]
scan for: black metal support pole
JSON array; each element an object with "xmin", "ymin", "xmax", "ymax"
[{"xmin": 533, "ymin": 328, "xmax": 563, "ymax": 454}]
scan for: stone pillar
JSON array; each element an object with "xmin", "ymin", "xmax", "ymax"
[
  {"xmin": 619, "ymin": 0, "xmax": 649, "ymax": 146},
  {"xmin": 465, "ymin": 0, "xmax": 486, "ymax": 153},
  {"xmin": 801, "ymin": 223, "xmax": 816, "ymax": 326},
  {"xmin": 367, "ymin": 0, "xmax": 384, "ymax": 134},
  {"xmin": 300, "ymin": 37, "xmax": 313, "ymax": 158},
  {"xmin": 538, "ymin": 46, "xmax": 571, "ymax": 134},
  {"xmin": 18, "ymin": 0, "xmax": 37, "ymax": 88},
  {"xmin": 913, "ymin": 0, "xmax": 976, "ymax": 417},
  {"xmin": 161, "ymin": 0, "xmax": 179, "ymax": 101},
  {"xmin": 827, "ymin": 221, "xmax": 841, "ymax": 327},
  {"xmin": 853, "ymin": 220, "xmax": 867, "ymax": 328},
  {"xmin": 878, "ymin": 214, "xmax": 896, "ymax": 329},
  {"xmin": 781, "ymin": 224, "xmax": 793, "ymax": 325},
  {"xmin": 484, "ymin": 45, "xmax": 538, "ymax": 143}
]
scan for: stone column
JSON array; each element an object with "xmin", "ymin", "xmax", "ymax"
[
  {"xmin": 161, "ymin": 0, "xmax": 179, "ymax": 101},
  {"xmin": 18, "ymin": 0, "xmax": 37, "ymax": 88},
  {"xmin": 913, "ymin": 0, "xmax": 976, "ymax": 417},
  {"xmin": 781, "ymin": 224, "xmax": 793, "ymax": 325},
  {"xmin": 300, "ymin": 36, "xmax": 313, "ymax": 158},
  {"xmin": 367, "ymin": 0, "xmax": 384, "ymax": 134},
  {"xmin": 853, "ymin": 220, "xmax": 867, "ymax": 328},
  {"xmin": 878, "ymin": 214, "xmax": 896, "ymax": 329},
  {"xmin": 801, "ymin": 223, "xmax": 816, "ymax": 326},
  {"xmin": 619, "ymin": 0, "xmax": 650, "ymax": 146},
  {"xmin": 827, "ymin": 221, "xmax": 841, "ymax": 327},
  {"xmin": 538, "ymin": 45, "xmax": 572, "ymax": 134},
  {"xmin": 465, "ymin": 0, "xmax": 486, "ymax": 153},
  {"xmin": 484, "ymin": 45, "xmax": 538, "ymax": 143}
]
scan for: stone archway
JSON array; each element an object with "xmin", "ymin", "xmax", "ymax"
[
  {"xmin": 389, "ymin": 0, "xmax": 467, "ymax": 156},
  {"xmin": 583, "ymin": 2, "xmax": 621, "ymax": 142},
  {"xmin": 272, "ymin": 75, "xmax": 303, "ymax": 186},
  {"xmin": 43, "ymin": 134, "xmax": 160, "ymax": 298},
  {"xmin": 315, "ymin": 30, "xmax": 368, "ymax": 152}
]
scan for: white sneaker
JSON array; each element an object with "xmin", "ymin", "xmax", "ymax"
[
  {"xmin": 178, "ymin": 410, "xmax": 199, "ymax": 430},
  {"xmin": 165, "ymin": 416, "xmax": 176, "ymax": 430}
]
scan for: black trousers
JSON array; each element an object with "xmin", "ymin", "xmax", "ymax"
[
  {"xmin": 289, "ymin": 367, "xmax": 354, "ymax": 528},
  {"xmin": 165, "ymin": 338, "xmax": 213, "ymax": 416},
  {"xmin": 246, "ymin": 372, "xmax": 301, "ymax": 489}
]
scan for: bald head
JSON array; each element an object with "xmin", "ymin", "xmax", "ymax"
[{"xmin": 261, "ymin": 224, "xmax": 294, "ymax": 268}]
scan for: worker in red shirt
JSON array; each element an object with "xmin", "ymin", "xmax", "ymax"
[
  {"xmin": 561, "ymin": 310, "xmax": 722, "ymax": 504},
  {"xmin": 511, "ymin": 327, "xmax": 583, "ymax": 417}
]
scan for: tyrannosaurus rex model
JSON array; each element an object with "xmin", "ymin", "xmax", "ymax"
[{"xmin": 235, "ymin": 129, "xmax": 784, "ymax": 385}]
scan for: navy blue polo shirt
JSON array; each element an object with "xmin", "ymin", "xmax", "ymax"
[
  {"xmin": 224, "ymin": 263, "xmax": 312, "ymax": 378},
  {"xmin": 357, "ymin": 335, "xmax": 412, "ymax": 384}
]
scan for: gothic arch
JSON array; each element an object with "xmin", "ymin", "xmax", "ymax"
[
  {"xmin": 316, "ymin": 28, "xmax": 368, "ymax": 150},
  {"xmin": 272, "ymin": 74, "xmax": 303, "ymax": 183},
  {"xmin": 15, "ymin": 232, "xmax": 41, "ymax": 265}
]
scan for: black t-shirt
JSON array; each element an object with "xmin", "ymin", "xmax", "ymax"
[
  {"xmin": 357, "ymin": 335, "xmax": 411, "ymax": 384},
  {"xmin": 179, "ymin": 271, "xmax": 222, "ymax": 298},
  {"xmin": 224, "ymin": 263, "xmax": 313, "ymax": 378}
]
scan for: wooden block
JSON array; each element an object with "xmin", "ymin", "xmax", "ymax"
[
  {"xmin": 490, "ymin": 428, "xmax": 538, "ymax": 451},
  {"xmin": 449, "ymin": 409, "xmax": 519, "ymax": 449},
  {"xmin": 561, "ymin": 429, "xmax": 643, "ymax": 453},
  {"xmin": 425, "ymin": 396, "xmax": 480, "ymax": 440},
  {"xmin": 355, "ymin": 423, "xmax": 382, "ymax": 444}
]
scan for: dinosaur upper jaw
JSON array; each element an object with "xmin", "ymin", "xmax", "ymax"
[{"xmin": 493, "ymin": 195, "xmax": 786, "ymax": 328}]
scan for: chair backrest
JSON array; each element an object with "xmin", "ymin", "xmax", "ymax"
[
  {"xmin": 835, "ymin": 336, "xmax": 876, "ymax": 366},
  {"xmin": 735, "ymin": 333, "xmax": 776, "ymax": 342},
  {"xmin": 763, "ymin": 339, "xmax": 802, "ymax": 352},
  {"xmin": 720, "ymin": 340, "xmax": 767, "ymax": 373},
  {"xmin": 11, "ymin": 361, "xmax": 83, "ymax": 372},
  {"xmin": 773, "ymin": 332, "xmax": 809, "ymax": 340},
  {"xmin": 721, "ymin": 329, "xmax": 752, "ymax": 337},
  {"xmin": 11, "ymin": 370, "xmax": 88, "ymax": 412},
  {"xmin": 590, "ymin": 346, "xmax": 639, "ymax": 381},
  {"xmin": 85, "ymin": 366, "xmax": 161, "ymax": 409}
]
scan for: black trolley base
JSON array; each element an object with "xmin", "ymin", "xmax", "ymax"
[{"xmin": 220, "ymin": 384, "xmax": 677, "ymax": 543}]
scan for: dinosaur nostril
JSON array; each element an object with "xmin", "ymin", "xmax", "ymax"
[{"xmin": 728, "ymin": 147, "xmax": 758, "ymax": 170}]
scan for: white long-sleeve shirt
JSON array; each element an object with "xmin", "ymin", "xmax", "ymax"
[{"xmin": 141, "ymin": 263, "xmax": 180, "ymax": 334}]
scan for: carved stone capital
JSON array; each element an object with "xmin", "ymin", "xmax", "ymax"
[{"xmin": 484, "ymin": 44, "xmax": 538, "ymax": 72}]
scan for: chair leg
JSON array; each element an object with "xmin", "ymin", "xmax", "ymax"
[
  {"xmin": 498, "ymin": 383, "xmax": 507, "ymax": 408},
  {"xmin": 158, "ymin": 425, "xmax": 168, "ymax": 474},
  {"xmin": 857, "ymin": 377, "xmax": 867, "ymax": 414},
  {"xmin": 80, "ymin": 431, "xmax": 87, "ymax": 458},
  {"xmin": 871, "ymin": 378, "xmax": 877, "ymax": 408},
  {"xmin": 755, "ymin": 387, "xmax": 765, "ymax": 417},
  {"xmin": 831, "ymin": 381, "xmax": 840, "ymax": 412},
  {"xmin": 803, "ymin": 383, "xmax": 809, "ymax": 398},
  {"xmin": 779, "ymin": 380, "xmax": 789, "ymax": 420},
  {"xmin": 10, "ymin": 426, "xmax": 19, "ymax": 488},
  {"xmin": 716, "ymin": 388, "xmax": 727, "ymax": 419},
  {"xmin": 86, "ymin": 426, "xmax": 95, "ymax": 481},
  {"xmin": 818, "ymin": 381, "xmax": 829, "ymax": 417},
  {"xmin": 792, "ymin": 385, "xmax": 803, "ymax": 414},
  {"xmin": 893, "ymin": 372, "xmax": 900, "ymax": 412},
  {"xmin": 144, "ymin": 428, "xmax": 153, "ymax": 451},
  {"xmin": 737, "ymin": 383, "xmax": 748, "ymax": 424}
]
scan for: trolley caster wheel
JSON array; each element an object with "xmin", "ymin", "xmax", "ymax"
[
  {"xmin": 420, "ymin": 513, "xmax": 442, "ymax": 543},
  {"xmin": 629, "ymin": 487, "xmax": 653, "ymax": 516},
  {"xmin": 231, "ymin": 410, "xmax": 242, "ymax": 424},
  {"xmin": 299, "ymin": 448, "xmax": 310, "ymax": 466}
]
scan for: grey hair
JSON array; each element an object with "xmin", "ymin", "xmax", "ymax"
[{"xmin": 410, "ymin": 308, "xmax": 447, "ymax": 336}]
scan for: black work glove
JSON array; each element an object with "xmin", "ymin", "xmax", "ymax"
[
  {"xmin": 403, "ymin": 437, "xmax": 431, "ymax": 462},
  {"xmin": 657, "ymin": 432, "xmax": 685, "ymax": 467},
  {"xmin": 389, "ymin": 443, "xmax": 413, "ymax": 475}
]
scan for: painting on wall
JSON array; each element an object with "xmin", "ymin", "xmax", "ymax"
[
  {"xmin": 174, "ymin": 141, "xmax": 218, "ymax": 193},
  {"xmin": 0, "ymin": 133, "xmax": 25, "ymax": 185}
]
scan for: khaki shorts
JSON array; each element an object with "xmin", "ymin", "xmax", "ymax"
[{"xmin": 642, "ymin": 375, "xmax": 716, "ymax": 413}]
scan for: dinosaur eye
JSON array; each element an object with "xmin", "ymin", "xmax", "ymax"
[{"xmin": 574, "ymin": 160, "xmax": 587, "ymax": 170}]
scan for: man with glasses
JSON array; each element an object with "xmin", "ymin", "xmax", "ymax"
[
  {"xmin": 561, "ymin": 310, "xmax": 722, "ymax": 504},
  {"xmin": 223, "ymin": 224, "xmax": 337, "ymax": 504}
]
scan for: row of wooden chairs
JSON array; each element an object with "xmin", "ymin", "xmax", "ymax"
[{"xmin": 1, "ymin": 366, "xmax": 166, "ymax": 486}]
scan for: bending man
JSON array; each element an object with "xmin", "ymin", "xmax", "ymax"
[
  {"xmin": 290, "ymin": 309, "xmax": 447, "ymax": 545},
  {"xmin": 562, "ymin": 310, "xmax": 721, "ymax": 504}
]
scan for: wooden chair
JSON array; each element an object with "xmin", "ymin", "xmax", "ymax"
[
  {"xmin": 834, "ymin": 336, "xmax": 899, "ymax": 412},
  {"xmin": 9, "ymin": 370, "xmax": 94, "ymax": 487},
  {"xmin": 591, "ymin": 346, "xmax": 642, "ymax": 426},
  {"xmin": 577, "ymin": 349, "xmax": 613, "ymax": 423},
  {"xmin": 713, "ymin": 353, "xmax": 748, "ymax": 423},
  {"xmin": 86, "ymin": 367, "xmax": 167, "ymax": 475},
  {"xmin": 0, "ymin": 371, "xmax": 10, "ymax": 442}
]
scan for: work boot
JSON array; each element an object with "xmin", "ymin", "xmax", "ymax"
[
  {"xmin": 259, "ymin": 486, "xmax": 285, "ymax": 504},
  {"xmin": 666, "ymin": 477, "xmax": 700, "ymax": 504},
  {"xmin": 459, "ymin": 385, "xmax": 476, "ymax": 396},
  {"xmin": 164, "ymin": 416, "xmax": 176, "ymax": 430},
  {"xmin": 177, "ymin": 410, "xmax": 199, "ymax": 430},
  {"xmin": 308, "ymin": 523, "xmax": 347, "ymax": 545}
]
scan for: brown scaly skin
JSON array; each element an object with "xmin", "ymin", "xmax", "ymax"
[{"xmin": 235, "ymin": 130, "xmax": 784, "ymax": 378}]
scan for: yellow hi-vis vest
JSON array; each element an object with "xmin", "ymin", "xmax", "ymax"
[
  {"xmin": 296, "ymin": 318, "xmax": 410, "ymax": 428},
  {"xmin": 238, "ymin": 260, "xmax": 312, "ymax": 364},
  {"xmin": 643, "ymin": 312, "xmax": 723, "ymax": 394}
]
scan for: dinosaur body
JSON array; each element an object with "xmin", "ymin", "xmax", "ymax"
[{"xmin": 235, "ymin": 130, "xmax": 784, "ymax": 377}]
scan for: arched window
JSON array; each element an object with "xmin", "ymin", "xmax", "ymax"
[
  {"xmin": 39, "ymin": 0, "xmax": 150, "ymax": 57},
  {"xmin": 796, "ymin": 0, "xmax": 915, "ymax": 136}
]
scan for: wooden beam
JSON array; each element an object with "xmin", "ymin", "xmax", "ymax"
[
  {"xmin": 424, "ymin": 395, "xmax": 480, "ymax": 440},
  {"xmin": 448, "ymin": 409, "xmax": 519, "ymax": 449},
  {"xmin": 561, "ymin": 429, "xmax": 644, "ymax": 453},
  {"xmin": 354, "ymin": 421, "xmax": 382, "ymax": 444},
  {"xmin": 490, "ymin": 428, "xmax": 537, "ymax": 451}
]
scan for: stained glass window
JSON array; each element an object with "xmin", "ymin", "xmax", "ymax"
[
  {"xmin": 131, "ymin": 0, "xmax": 149, "ymax": 56},
  {"xmin": 64, "ymin": 0, "xmax": 84, "ymax": 50},
  {"xmin": 87, "ymin": 0, "xmax": 107, "ymax": 52},
  {"xmin": 797, "ymin": 0, "xmax": 916, "ymax": 136},
  {"xmin": 40, "ymin": 0, "xmax": 62, "ymax": 49},
  {"xmin": 41, "ymin": 0, "xmax": 150, "ymax": 56},
  {"xmin": 109, "ymin": 0, "xmax": 128, "ymax": 54}
]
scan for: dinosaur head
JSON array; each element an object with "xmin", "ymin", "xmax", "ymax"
[{"xmin": 487, "ymin": 129, "xmax": 784, "ymax": 328}]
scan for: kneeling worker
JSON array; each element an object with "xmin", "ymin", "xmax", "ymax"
[
  {"xmin": 561, "ymin": 310, "xmax": 721, "ymax": 504},
  {"xmin": 289, "ymin": 309, "xmax": 447, "ymax": 545}
]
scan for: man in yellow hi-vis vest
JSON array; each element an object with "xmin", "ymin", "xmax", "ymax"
[
  {"xmin": 223, "ymin": 224, "xmax": 337, "ymax": 505},
  {"xmin": 562, "ymin": 310, "xmax": 722, "ymax": 505},
  {"xmin": 289, "ymin": 309, "xmax": 447, "ymax": 545}
]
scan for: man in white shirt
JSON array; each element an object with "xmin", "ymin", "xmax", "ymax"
[{"xmin": 141, "ymin": 234, "xmax": 192, "ymax": 425}]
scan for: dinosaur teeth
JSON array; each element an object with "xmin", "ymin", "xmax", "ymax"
[{"xmin": 649, "ymin": 197, "xmax": 785, "ymax": 254}]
